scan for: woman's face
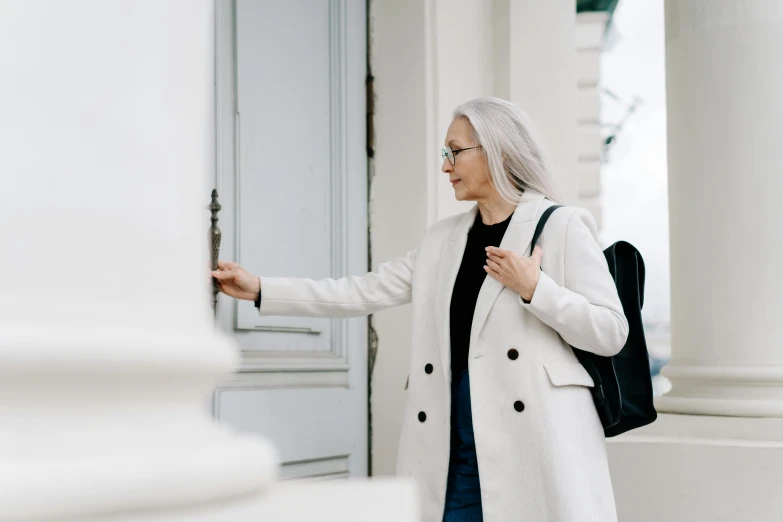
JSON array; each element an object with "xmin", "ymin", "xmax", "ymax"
[{"xmin": 442, "ymin": 117, "xmax": 493, "ymax": 202}]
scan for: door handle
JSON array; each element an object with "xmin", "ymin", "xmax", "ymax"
[{"xmin": 208, "ymin": 189, "xmax": 222, "ymax": 316}]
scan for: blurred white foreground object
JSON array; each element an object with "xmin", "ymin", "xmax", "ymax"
[{"xmin": 0, "ymin": 1, "xmax": 417, "ymax": 521}]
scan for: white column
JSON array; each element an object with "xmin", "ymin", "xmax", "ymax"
[
  {"xmin": 0, "ymin": 2, "xmax": 418, "ymax": 521},
  {"xmin": 606, "ymin": 2, "xmax": 783, "ymax": 521},
  {"xmin": 658, "ymin": 0, "xmax": 783, "ymax": 418},
  {"xmin": 495, "ymin": 0, "xmax": 579, "ymax": 204},
  {"xmin": 0, "ymin": 1, "xmax": 278, "ymax": 519}
]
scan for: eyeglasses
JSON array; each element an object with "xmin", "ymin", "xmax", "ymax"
[{"xmin": 441, "ymin": 145, "xmax": 482, "ymax": 166}]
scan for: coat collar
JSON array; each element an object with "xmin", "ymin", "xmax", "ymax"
[
  {"xmin": 435, "ymin": 191, "xmax": 550, "ymax": 377},
  {"xmin": 446, "ymin": 189, "xmax": 547, "ymax": 242}
]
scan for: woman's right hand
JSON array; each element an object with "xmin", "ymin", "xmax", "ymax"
[{"xmin": 211, "ymin": 260, "xmax": 260, "ymax": 301}]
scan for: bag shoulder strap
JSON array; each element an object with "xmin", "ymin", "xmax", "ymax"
[{"xmin": 529, "ymin": 204, "xmax": 563, "ymax": 254}]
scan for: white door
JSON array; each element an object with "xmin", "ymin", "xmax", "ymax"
[{"xmin": 211, "ymin": 0, "xmax": 369, "ymax": 480}]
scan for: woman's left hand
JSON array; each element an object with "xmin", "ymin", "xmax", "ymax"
[{"xmin": 484, "ymin": 245, "xmax": 544, "ymax": 302}]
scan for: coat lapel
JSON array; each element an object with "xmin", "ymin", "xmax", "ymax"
[
  {"xmin": 468, "ymin": 192, "xmax": 548, "ymax": 356},
  {"xmin": 434, "ymin": 191, "xmax": 550, "ymax": 378},
  {"xmin": 434, "ymin": 205, "xmax": 478, "ymax": 379}
]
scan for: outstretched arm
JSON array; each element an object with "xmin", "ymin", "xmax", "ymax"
[{"xmin": 212, "ymin": 250, "xmax": 417, "ymax": 318}]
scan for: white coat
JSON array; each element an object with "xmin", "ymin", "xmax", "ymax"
[{"xmin": 258, "ymin": 191, "xmax": 629, "ymax": 522}]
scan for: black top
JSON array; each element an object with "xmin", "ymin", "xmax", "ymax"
[{"xmin": 449, "ymin": 210, "xmax": 513, "ymax": 378}]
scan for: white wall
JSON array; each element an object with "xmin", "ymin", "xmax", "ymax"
[
  {"xmin": 433, "ymin": 0, "xmax": 496, "ymax": 221},
  {"xmin": 369, "ymin": 0, "xmax": 436, "ymax": 476},
  {"xmin": 505, "ymin": 0, "xmax": 579, "ymax": 204}
]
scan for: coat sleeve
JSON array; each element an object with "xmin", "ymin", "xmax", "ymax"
[
  {"xmin": 518, "ymin": 208, "xmax": 629, "ymax": 357},
  {"xmin": 257, "ymin": 249, "xmax": 416, "ymax": 318}
]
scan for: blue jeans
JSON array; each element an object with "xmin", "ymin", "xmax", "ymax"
[{"xmin": 443, "ymin": 370, "xmax": 483, "ymax": 522}]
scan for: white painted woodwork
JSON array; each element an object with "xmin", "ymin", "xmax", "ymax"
[
  {"xmin": 578, "ymin": 161, "xmax": 602, "ymax": 199},
  {"xmin": 576, "ymin": 11, "xmax": 610, "ymax": 229},
  {"xmin": 212, "ymin": 0, "xmax": 369, "ymax": 479}
]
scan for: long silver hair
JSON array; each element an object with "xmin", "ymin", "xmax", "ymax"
[{"xmin": 453, "ymin": 97, "xmax": 561, "ymax": 204}]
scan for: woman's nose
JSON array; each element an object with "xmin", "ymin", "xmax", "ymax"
[{"xmin": 441, "ymin": 158, "xmax": 453, "ymax": 173}]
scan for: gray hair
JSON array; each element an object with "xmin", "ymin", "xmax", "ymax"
[{"xmin": 453, "ymin": 97, "xmax": 562, "ymax": 204}]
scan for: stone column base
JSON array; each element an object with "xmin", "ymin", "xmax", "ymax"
[{"xmin": 607, "ymin": 413, "xmax": 783, "ymax": 522}]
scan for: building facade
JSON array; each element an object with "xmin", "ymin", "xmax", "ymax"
[{"xmin": 3, "ymin": 0, "xmax": 781, "ymax": 520}]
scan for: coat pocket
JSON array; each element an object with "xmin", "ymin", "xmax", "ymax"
[{"xmin": 543, "ymin": 360, "xmax": 595, "ymax": 387}]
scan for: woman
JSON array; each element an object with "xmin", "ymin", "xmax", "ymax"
[{"xmin": 212, "ymin": 97, "xmax": 629, "ymax": 522}]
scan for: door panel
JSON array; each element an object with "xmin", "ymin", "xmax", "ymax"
[
  {"xmin": 235, "ymin": 0, "xmax": 333, "ymax": 345},
  {"xmin": 212, "ymin": 0, "xmax": 368, "ymax": 479}
]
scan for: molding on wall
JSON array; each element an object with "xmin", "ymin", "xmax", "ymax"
[{"xmin": 280, "ymin": 455, "xmax": 351, "ymax": 481}]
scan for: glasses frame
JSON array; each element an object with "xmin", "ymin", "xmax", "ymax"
[{"xmin": 441, "ymin": 145, "xmax": 482, "ymax": 166}]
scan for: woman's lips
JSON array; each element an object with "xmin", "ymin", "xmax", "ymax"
[{"xmin": 450, "ymin": 179, "xmax": 461, "ymax": 186}]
